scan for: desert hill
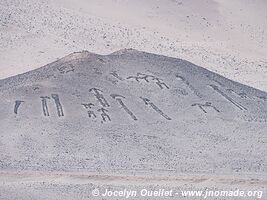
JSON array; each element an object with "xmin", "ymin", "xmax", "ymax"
[
  {"xmin": 0, "ymin": 50, "xmax": 266, "ymax": 199},
  {"xmin": 0, "ymin": 49, "xmax": 266, "ymax": 174}
]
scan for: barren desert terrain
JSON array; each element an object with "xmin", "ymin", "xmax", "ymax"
[{"xmin": 0, "ymin": 0, "xmax": 267, "ymax": 91}]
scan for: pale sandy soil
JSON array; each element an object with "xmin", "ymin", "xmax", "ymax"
[
  {"xmin": 0, "ymin": 170, "xmax": 265, "ymax": 200},
  {"xmin": 0, "ymin": 0, "xmax": 267, "ymax": 91}
]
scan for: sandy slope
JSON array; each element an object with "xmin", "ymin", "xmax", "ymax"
[{"xmin": 0, "ymin": 0, "xmax": 267, "ymax": 91}]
